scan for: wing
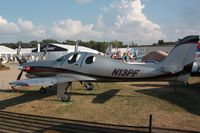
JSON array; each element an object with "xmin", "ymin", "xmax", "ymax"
[
  {"xmin": 9, "ymin": 75, "xmax": 96, "ymax": 87},
  {"xmin": 9, "ymin": 77, "xmax": 75, "ymax": 87}
]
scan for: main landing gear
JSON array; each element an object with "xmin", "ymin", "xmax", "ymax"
[
  {"xmin": 39, "ymin": 82, "xmax": 94, "ymax": 102},
  {"xmin": 61, "ymin": 92, "xmax": 71, "ymax": 102},
  {"xmin": 57, "ymin": 82, "xmax": 72, "ymax": 102},
  {"xmin": 39, "ymin": 85, "xmax": 71, "ymax": 102},
  {"xmin": 83, "ymin": 82, "xmax": 94, "ymax": 90}
]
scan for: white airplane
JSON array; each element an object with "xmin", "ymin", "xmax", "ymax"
[
  {"xmin": 9, "ymin": 35, "xmax": 199, "ymax": 102},
  {"xmin": 15, "ymin": 43, "xmax": 49, "ymax": 64}
]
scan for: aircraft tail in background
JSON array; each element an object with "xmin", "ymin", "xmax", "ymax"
[{"xmin": 160, "ymin": 35, "xmax": 199, "ymax": 75}]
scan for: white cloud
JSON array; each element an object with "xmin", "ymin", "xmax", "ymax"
[
  {"xmin": 17, "ymin": 18, "xmax": 49, "ymax": 38},
  {"xmin": 0, "ymin": 16, "xmax": 8, "ymax": 25},
  {"xmin": 0, "ymin": 16, "xmax": 20, "ymax": 34},
  {"xmin": 52, "ymin": 19, "xmax": 93, "ymax": 37},
  {"xmin": 94, "ymin": 14, "xmax": 105, "ymax": 30},
  {"xmin": 75, "ymin": 0, "xmax": 93, "ymax": 5},
  {"xmin": 114, "ymin": 0, "xmax": 160, "ymax": 31},
  {"xmin": 99, "ymin": 0, "xmax": 165, "ymax": 44},
  {"xmin": 0, "ymin": 0, "xmax": 165, "ymax": 44},
  {"xmin": 52, "ymin": 19, "xmax": 102, "ymax": 40},
  {"xmin": 17, "ymin": 18, "xmax": 34, "ymax": 31}
]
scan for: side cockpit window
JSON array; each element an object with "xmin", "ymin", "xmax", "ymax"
[
  {"xmin": 68, "ymin": 53, "xmax": 81, "ymax": 64},
  {"xmin": 85, "ymin": 56, "xmax": 96, "ymax": 64},
  {"xmin": 56, "ymin": 55, "xmax": 65, "ymax": 62}
]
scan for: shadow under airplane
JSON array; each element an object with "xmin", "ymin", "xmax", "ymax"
[
  {"xmin": 135, "ymin": 82, "xmax": 200, "ymax": 116},
  {"xmin": 92, "ymin": 89, "xmax": 120, "ymax": 103},
  {"xmin": 0, "ymin": 87, "xmax": 130, "ymax": 110},
  {"xmin": 0, "ymin": 87, "xmax": 56, "ymax": 110}
]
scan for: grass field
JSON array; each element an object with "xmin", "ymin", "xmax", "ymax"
[{"xmin": 0, "ymin": 75, "xmax": 200, "ymax": 132}]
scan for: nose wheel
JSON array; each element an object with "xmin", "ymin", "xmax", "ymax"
[
  {"xmin": 183, "ymin": 82, "xmax": 189, "ymax": 87},
  {"xmin": 61, "ymin": 92, "xmax": 71, "ymax": 102},
  {"xmin": 57, "ymin": 82, "xmax": 72, "ymax": 102}
]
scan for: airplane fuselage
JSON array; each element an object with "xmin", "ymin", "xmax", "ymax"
[{"xmin": 22, "ymin": 52, "xmax": 191, "ymax": 82}]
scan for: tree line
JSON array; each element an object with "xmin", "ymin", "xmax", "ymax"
[
  {"xmin": 0, "ymin": 39, "xmax": 176, "ymax": 53},
  {"xmin": 152, "ymin": 39, "xmax": 176, "ymax": 46}
]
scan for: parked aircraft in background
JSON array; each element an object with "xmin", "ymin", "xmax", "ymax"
[
  {"xmin": 191, "ymin": 61, "xmax": 200, "ymax": 76},
  {"xmin": 9, "ymin": 35, "xmax": 199, "ymax": 102}
]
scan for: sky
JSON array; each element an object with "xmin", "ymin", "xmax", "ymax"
[{"xmin": 0, "ymin": 0, "xmax": 200, "ymax": 45}]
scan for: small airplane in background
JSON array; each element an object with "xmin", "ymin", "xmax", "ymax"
[
  {"xmin": 15, "ymin": 43, "xmax": 49, "ymax": 65},
  {"xmin": 9, "ymin": 35, "xmax": 199, "ymax": 102}
]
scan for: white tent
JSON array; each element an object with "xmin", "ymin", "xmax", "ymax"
[
  {"xmin": 31, "ymin": 43, "xmax": 100, "ymax": 61},
  {"xmin": 142, "ymin": 50, "xmax": 168, "ymax": 62},
  {"xmin": 51, "ymin": 43, "xmax": 99, "ymax": 54},
  {"xmin": 0, "ymin": 46, "xmax": 16, "ymax": 63},
  {"xmin": 15, "ymin": 48, "xmax": 35, "ymax": 55}
]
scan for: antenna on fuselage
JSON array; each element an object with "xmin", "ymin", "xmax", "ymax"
[
  {"xmin": 16, "ymin": 44, "xmax": 21, "ymax": 55},
  {"xmin": 37, "ymin": 43, "xmax": 41, "ymax": 52},
  {"xmin": 42, "ymin": 44, "xmax": 49, "ymax": 60},
  {"xmin": 74, "ymin": 41, "xmax": 79, "ymax": 52},
  {"xmin": 106, "ymin": 43, "xmax": 112, "ymax": 56}
]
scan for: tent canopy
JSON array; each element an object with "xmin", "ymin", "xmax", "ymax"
[{"xmin": 142, "ymin": 50, "xmax": 168, "ymax": 62}]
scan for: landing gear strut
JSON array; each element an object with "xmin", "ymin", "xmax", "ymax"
[{"xmin": 57, "ymin": 82, "xmax": 72, "ymax": 102}]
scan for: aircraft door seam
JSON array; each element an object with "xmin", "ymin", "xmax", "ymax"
[{"xmin": 80, "ymin": 53, "xmax": 87, "ymax": 68}]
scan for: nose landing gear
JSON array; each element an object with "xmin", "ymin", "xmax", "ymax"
[
  {"xmin": 61, "ymin": 92, "xmax": 71, "ymax": 102},
  {"xmin": 57, "ymin": 82, "xmax": 72, "ymax": 102}
]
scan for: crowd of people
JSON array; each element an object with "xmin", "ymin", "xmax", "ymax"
[{"xmin": 109, "ymin": 50, "xmax": 136, "ymax": 62}]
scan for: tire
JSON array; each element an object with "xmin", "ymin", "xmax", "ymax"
[
  {"xmin": 39, "ymin": 87, "xmax": 46, "ymax": 94},
  {"xmin": 183, "ymin": 82, "xmax": 189, "ymax": 87},
  {"xmin": 61, "ymin": 94, "xmax": 70, "ymax": 102},
  {"xmin": 85, "ymin": 83, "xmax": 94, "ymax": 90}
]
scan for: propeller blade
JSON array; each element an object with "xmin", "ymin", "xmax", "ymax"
[
  {"xmin": 17, "ymin": 44, "xmax": 21, "ymax": 55},
  {"xmin": 42, "ymin": 44, "xmax": 49, "ymax": 60},
  {"xmin": 37, "ymin": 43, "xmax": 41, "ymax": 52},
  {"xmin": 16, "ymin": 56, "xmax": 23, "ymax": 65},
  {"xmin": 74, "ymin": 41, "xmax": 79, "ymax": 52},
  {"xmin": 21, "ymin": 56, "xmax": 29, "ymax": 64},
  {"xmin": 17, "ymin": 70, "xmax": 23, "ymax": 80}
]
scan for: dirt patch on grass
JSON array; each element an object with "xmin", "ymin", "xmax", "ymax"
[{"xmin": 0, "ymin": 65, "xmax": 9, "ymax": 71}]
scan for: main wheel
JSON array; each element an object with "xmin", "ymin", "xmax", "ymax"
[
  {"xmin": 84, "ymin": 83, "xmax": 94, "ymax": 90},
  {"xmin": 183, "ymin": 82, "xmax": 189, "ymax": 87},
  {"xmin": 39, "ymin": 87, "xmax": 46, "ymax": 94},
  {"xmin": 61, "ymin": 93, "xmax": 71, "ymax": 102}
]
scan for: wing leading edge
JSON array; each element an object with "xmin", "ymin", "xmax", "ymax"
[
  {"xmin": 9, "ymin": 77, "xmax": 74, "ymax": 87},
  {"xmin": 9, "ymin": 75, "xmax": 96, "ymax": 88}
]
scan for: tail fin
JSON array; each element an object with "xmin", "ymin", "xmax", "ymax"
[{"xmin": 160, "ymin": 35, "xmax": 199, "ymax": 74}]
